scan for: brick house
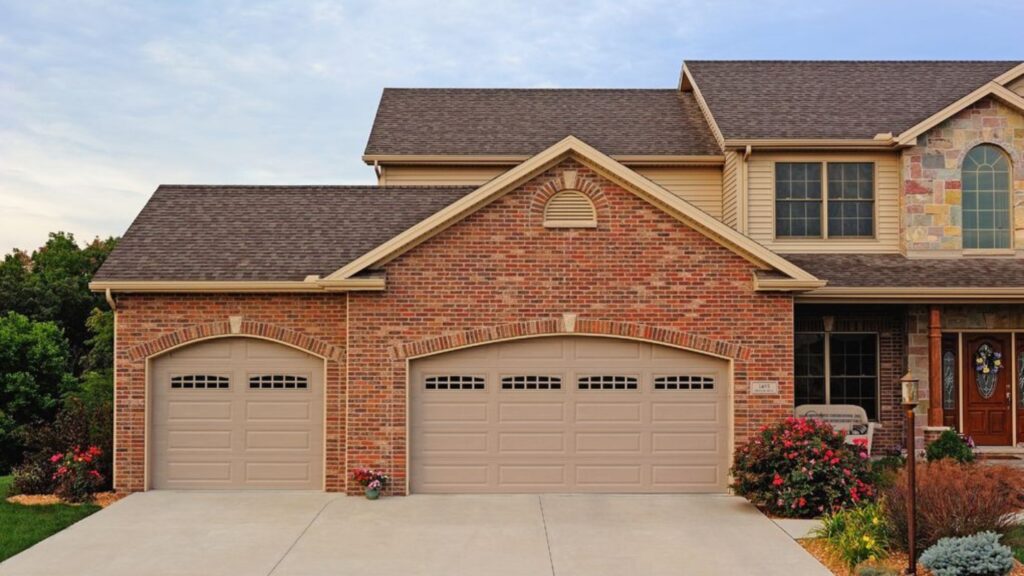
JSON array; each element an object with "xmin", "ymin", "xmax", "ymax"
[{"xmin": 93, "ymin": 60, "xmax": 1024, "ymax": 495}]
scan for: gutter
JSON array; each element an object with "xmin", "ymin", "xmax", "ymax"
[{"xmin": 89, "ymin": 276, "xmax": 387, "ymax": 294}]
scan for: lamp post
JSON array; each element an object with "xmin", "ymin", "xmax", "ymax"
[{"xmin": 900, "ymin": 372, "xmax": 920, "ymax": 576}]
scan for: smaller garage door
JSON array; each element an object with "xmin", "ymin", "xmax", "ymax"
[
  {"xmin": 151, "ymin": 338, "xmax": 323, "ymax": 490},
  {"xmin": 410, "ymin": 336, "xmax": 730, "ymax": 494}
]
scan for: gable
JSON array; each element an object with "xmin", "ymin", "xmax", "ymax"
[{"xmin": 327, "ymin": 136, "xmax": 820, "ymax": 290}]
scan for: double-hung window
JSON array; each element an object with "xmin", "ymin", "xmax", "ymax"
[
  {"xmin": 775, "ymin": 162, "xmax": 875, "ymax": 239},
  {"xmin": 794, "ymin": 332, "xmax": 879, "ymax": 420}
]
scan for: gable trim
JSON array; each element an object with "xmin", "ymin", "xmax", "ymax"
[
  {"xmin": 992, "ymin": 62, "xmax": 1024, "ymax": 86},
  {"xmin": 679, "ymin": 63, "xmax": 726, "ymax": 151},
  {"xmin": 896, "ymin": 82, "xmax": 1024, "ymax": 145},
  {"xmin": 326, "ymin": 136, "xmax": 821, "ymax": 287}
]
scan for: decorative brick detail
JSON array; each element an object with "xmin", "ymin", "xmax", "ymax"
[
  {"xmin": 127, "ymin": 319, "xmax": 345, "ymax": 362},
  {"xmin": 391, "ymin": 318, "xmax": 753, "ymax": 361},
  {"xmin": 902, "ymin": 97, "xmax": 1024, "ymax": 252}
]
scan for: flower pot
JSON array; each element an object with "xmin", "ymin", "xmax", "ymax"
[{"xmin": 365, "ymin": 488, "xmax": 380, "ymax": 500}]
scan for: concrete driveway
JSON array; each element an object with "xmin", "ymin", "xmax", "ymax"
[{"xmin": 0, "ymin": 492, "xmax": 829, "ymax": 576}]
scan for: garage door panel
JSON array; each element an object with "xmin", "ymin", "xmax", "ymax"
[
  {"xmin": 650, "ymin": 402, "xmax": 720, "ymax": 424},
  {"xmin": 167, "ymin": 430, "xmax": 232, "ymax": 450},
  {"xmin": 498, "ymin": 465, "xmax": 566, "ymax": 486},
  {"xmin": 575, "ymin": 402, "xmax": 641, "ymax": 423},
  {"xmin": 575, "ymin": 432, "xmax": 642, "ymax": 454},
  {"xmin": 420, "ymin": 402, "xmax": 489, "ymax": 424},
  {"xmin": 411, "ymin": 336, "xmax": 729, "ymax": 494},
  {"xmin": 151, "ymin": 338, "xmax": 323, "ymax": 490},
  {"xmin": 498, "ymin": 432, "xmax": 565, "ymax": 453},
  {"xmin": 498, "ymin": 402, "xmax": 564, "ymax": 423},
  {"xmin": 419, "ymin": 432, "xmax": 488, "ymax": 453},
  {"xmin": 166, "ymin": 401, "xmax": 232, "ymax": 421},
  {"xmin": 651, "ymin": 432, "xmax": 719, "ymax": 453},
  {"xmin": 246, "ymin": 401, "xmax": 311, "ymax": 421}
]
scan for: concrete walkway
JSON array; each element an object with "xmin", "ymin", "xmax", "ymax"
[{"xmin": 0, "ymin": 492, "xmax": 830, "ymax": 576}]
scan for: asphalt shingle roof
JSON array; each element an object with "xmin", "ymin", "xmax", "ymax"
[
  {"xmin": 364, "ymin": 88, "xmax": 721, "ymax": 157},
  {"xmin": 94, "ymin": 185, "xmax": 475, "ymax": 282},
  {"xmin": 783, "ymin": 253, "xmax": 1024, "ymax": 288},
  {"xmin": 685, "ymin": 60, "xmax": 1022, "ymax": 139}
]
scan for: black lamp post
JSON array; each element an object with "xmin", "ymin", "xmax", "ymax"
[{"xmin": 900, "ymin": 372, "xmax": 920, "ymax": 576}]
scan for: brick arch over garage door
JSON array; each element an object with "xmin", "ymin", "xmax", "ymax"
[{"xmin": 407, "ymin": 334, "xmax": 732, "ymax": 493}]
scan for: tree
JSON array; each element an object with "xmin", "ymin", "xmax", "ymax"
[
  {"xmin": 0, "ymin": 233, "xmax": 117, "ymax": 372},
  {"xmin": 0, "ymin": 311, "xmax": 78, "ymax": 471}
]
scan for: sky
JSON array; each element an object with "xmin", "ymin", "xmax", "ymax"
[{"xmin": 2, "ymin": 1, "xmax": 1023, "ymax": 253}]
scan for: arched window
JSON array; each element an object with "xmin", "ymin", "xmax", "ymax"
[{"xmin": 962, "ymin": 144, "xmax": 1012, "ymax": 249}]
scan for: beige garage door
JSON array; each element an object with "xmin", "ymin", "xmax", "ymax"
[
  {"xmin": 151, "ymin": 338, "xmax": 323, "ymax": 490},
  {"xmin": 410, "ymin": 336, "xmax": 729, "ymax": 493}
]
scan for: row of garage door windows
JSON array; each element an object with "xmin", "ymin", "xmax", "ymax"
[
  {"xmin": 424, "ymin": 374, "xmax": 717, "ymax": 391},
  {"xmin": 167, "ymin": 373, "xmax": 716, "ymax": 392}
]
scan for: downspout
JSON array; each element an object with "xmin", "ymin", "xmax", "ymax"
[
  {"xmin": 373, "ymin": 160, "xmax": 383, "ymax": 184},
  {"xmin": 105, "ymin": 288, "xmax": 117, "ymax": 311},
  {"xmin": 740, "ymin": 145, "xmax": 752, "ymax": 234}
]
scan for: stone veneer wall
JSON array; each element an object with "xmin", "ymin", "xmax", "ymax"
[{"xmin": 902, "ymin": 97, "xmax": 1024, "ymax": 253}]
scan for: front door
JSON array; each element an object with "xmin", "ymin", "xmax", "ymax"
[{"xmin": 963, "ymin": 334, "xmax": 1012, "ymax": 446}]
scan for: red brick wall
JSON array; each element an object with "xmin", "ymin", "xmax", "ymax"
[
  {"xmin": 348, "ymin": 158, "xmax": 795, "ymax": 494},
  {"xmin": 112, "ymin": 157, "xmax": 797, "ymax": 495},
  {"xmin": 112, "ymin": 294, "xmax": 347, "ymax": 492}
]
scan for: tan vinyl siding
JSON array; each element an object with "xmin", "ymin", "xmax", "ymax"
[
  {"xmin": 379, "ymin": 165, "xmax": 509, "ymax": 186},
  {"xmin": 747, "ymin": 152, "xmax": 900, "ymax": 253},
  {"xmin": 634, "ymin": 166, "xmax": 723, "ymax": 219},
  {"xmin": 722, "ymin": 151, "xmax": 740, "ymax": 229}
]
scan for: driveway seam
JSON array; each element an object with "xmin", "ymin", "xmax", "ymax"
[
  {"xmin": 538, "ymin": 495, "xmax": 557, "ymax": 576},
  {"xmin": 265, "ymin": 496, "xmax": 335, "ymax": 576}
]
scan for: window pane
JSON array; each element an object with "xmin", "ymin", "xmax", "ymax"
[
  {"xmin": 795, "ymin": 333, "xmax": 826, "ymax": 408},
  {"xmin": 962, "ymin": 145, "xmax": 1011, "ymax": 249},
  {"xmin": 828, "ymin": 334, "xmax": 878, "ymax": 420},
  {"xmin": 776, "ymin": 163, "xmax": 822, "ymax": 237},
  {"xmin": 827, "ymin": 163, "xmax": 874, "ymax": 237}
]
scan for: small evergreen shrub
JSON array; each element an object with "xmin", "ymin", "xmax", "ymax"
[
  {"xmin": 10, "ymin": 460, "xmax": 55, "ymax": 495},
  {"xmin": 815, "ymin": 502, "xmax": 890, "ymax": 567},
  {"xmin": 883, "ymin": 461, "xmax": 1024, "ymax": 552},
  {"xmin": 926, "ymin": 429, "xmax": 975, "ymax": 463},
  {"xmin": 731, "ymin": 417, "xmax": 874, "ymax": 518},
  {"xmin": 868, "ymin": 452, "xmax": 905, "ymax": 489},
  {"xmin": 919, "ymin": 532, "xmax": 1013, "ymax": 576}
]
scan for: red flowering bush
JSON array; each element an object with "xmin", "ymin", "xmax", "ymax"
[
  {"xmin": 731, "ymin": 417, "xmax": 875, "ymax": 518},
  {"xmin": 51, "ymin": 445, "xmax": 104, "ymax": 503}
]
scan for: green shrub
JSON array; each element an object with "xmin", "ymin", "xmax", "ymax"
[
  {"xmin": 10, "ymin": 460, "xmax": 55, "ymax": 495},
  {"xmin": 868, "ymin": 453, "xmax": 905, "ymax": 489},
  {"xmin": 919, "ymin": 531, "xmax": 1013, "ymax": 576},
  {"xmin": 731, "ymin": 417, "xmax": 875, "ymax": 518},
  {"xmin": 815, "ymin": 502, "xmax": 890, "ymax": 567},
  {"xmin": 51, "ymin": 446, "xmax": 104, "ymax": 503},
  {"xmin": 882, "ymin": 461, "xmax": 1024, "ymax": 553},
  {"xmin": 926, "ymin": 429, "xmax": 975, "ymax": 463}
]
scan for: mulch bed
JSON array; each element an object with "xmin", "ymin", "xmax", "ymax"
[
  {"xmin": 801, "ymin": 538, "xmax": 1024, "ymax": 576},
  {"xmin": 6, "ymin": 492, "xmax": 123, "ymax": 508}
]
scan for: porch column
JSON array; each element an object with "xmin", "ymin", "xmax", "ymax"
[{"xmin": 928, "ymin": 305, "xmax": 943, "ymax": 426}]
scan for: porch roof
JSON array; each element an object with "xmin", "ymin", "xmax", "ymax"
[{"xmin": 782, "ymin": 253, "xmax": 1024, "ymax": 288}]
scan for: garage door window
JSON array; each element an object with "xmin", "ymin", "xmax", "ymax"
[
  {"xmin": 577, "ymin": 375, "xmax": 638, "ymax": 390},
  {"xmin": 501, "ymin": 375, "xmax": 562, "ymax": 390},
  {"xmin": 654, "ymin": 375, "xmax": 715, "ymax": 390},
  {"xmin": 424, "ymin": 375, "xmax": 485, "ymax": 390},
  {"xmin": 248, "ymin": 374, "xmax": 309, "ymax": 389},
  {"xmin": 170, "ymin": 374, "xmax": 230, "ymax": 389}
]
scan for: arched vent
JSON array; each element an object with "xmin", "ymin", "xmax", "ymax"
[{"xmin": 543, "ymin": 190, "xmax": 597, "ymax": 228}]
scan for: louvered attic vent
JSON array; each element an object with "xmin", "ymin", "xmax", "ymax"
[{"xmin": 543, "ymin": 190, "xmax": 597, "ymax": 228}]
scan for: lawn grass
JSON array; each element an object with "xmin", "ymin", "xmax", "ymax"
[{"xmin": 0, "ymin": 475, "xmax": 100, "ymax": 562}]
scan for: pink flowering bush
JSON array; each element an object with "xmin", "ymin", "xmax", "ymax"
[
  {"xmin": 731, "ymin": 417, "xmax": 875, "ymax": 518},
  {"xmin": 51, "ymin": 445, "xmax": 104, "ymax": 503}
]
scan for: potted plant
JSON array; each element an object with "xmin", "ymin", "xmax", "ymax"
[{"xmin": 352, "ymin": 468, "xmax": 390, "ymax": 500}]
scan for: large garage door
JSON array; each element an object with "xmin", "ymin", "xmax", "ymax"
[
  {"xmin": 410, "ymin": 336, "xmax": 729, "ymax": 493},
  {"xmin": 151, "ymin": 338, "xmax": 323, "ymax": 490}
]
